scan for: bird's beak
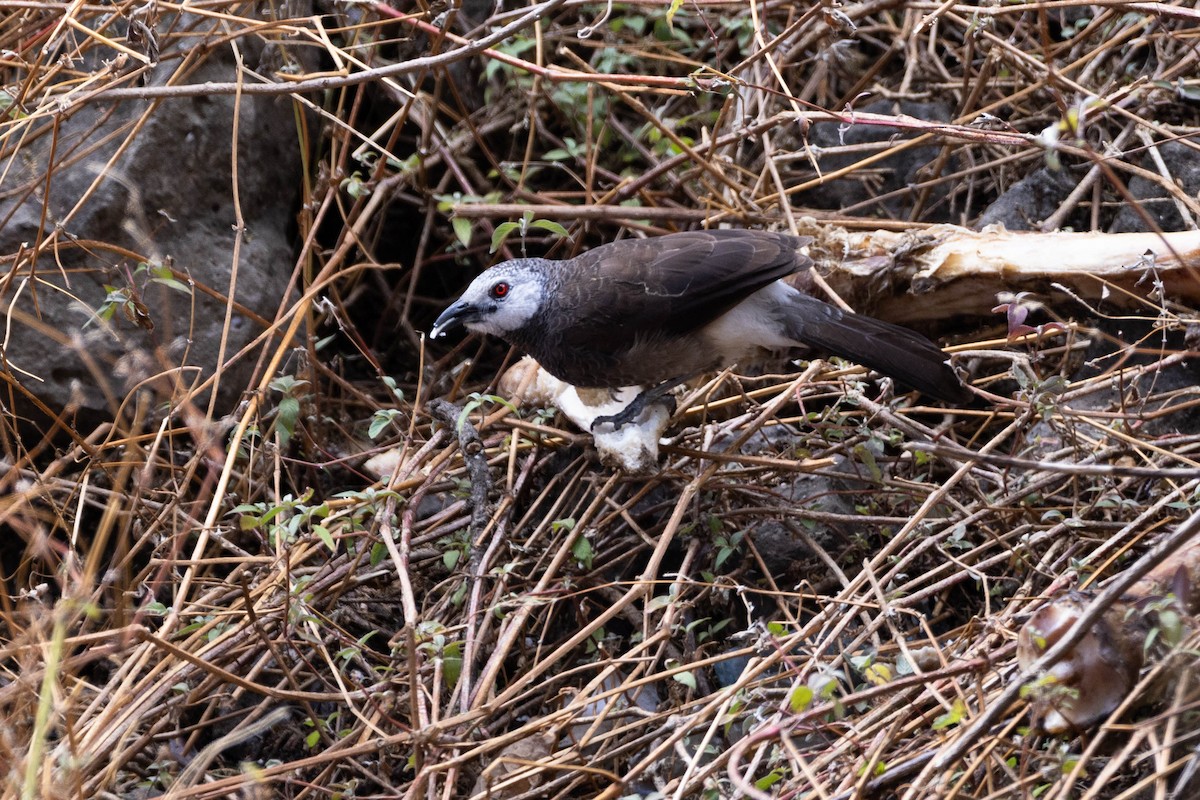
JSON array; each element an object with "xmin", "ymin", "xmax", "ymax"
[{"xmin": 430, "ymin": 299, "xmax": 477, "ymax": 339}]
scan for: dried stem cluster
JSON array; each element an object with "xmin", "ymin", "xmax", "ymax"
[{"xmin": 1, "ymin": 1, "xmax": 1199, "ymax": 798}]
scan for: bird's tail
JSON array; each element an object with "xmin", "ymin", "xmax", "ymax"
[{"xmin": 781, "ymin": 292, "xmax": 970, "ymax": 404}]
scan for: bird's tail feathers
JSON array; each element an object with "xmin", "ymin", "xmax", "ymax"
[{"xmin": 782, "ymin": 293, "xmax": 969, "ymax": 403}]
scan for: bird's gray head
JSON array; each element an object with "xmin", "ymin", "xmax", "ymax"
[{"xmin": 430, "ymin": 260, "xmax": 551, "ymax": 340}]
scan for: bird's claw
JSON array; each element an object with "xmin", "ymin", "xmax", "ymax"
[{"xmin": 591, "ymin": 393, "xmax": 677, "ymax": 432}]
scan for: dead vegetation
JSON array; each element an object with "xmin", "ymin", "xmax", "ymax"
[{"xmin": 3, "ymin": 1, "xmax": 1200, "ymax": 798}]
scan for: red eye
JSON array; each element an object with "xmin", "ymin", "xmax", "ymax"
[{"xmin": 490, "ymin": 282, "xmax": 510, "ymax": 298}]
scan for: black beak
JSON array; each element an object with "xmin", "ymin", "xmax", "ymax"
[{"xmin": 430, "ymin": 300, "xmax": 476, "ymax": 339}]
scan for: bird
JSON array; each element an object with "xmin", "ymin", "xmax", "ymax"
[{"xmin": 430, "ymin": 229, "xmax": 968, "ymax": 428}]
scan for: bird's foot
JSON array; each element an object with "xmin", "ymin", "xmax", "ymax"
[{"xmin": 591, "ymin": 390, "xmax": 677, "ymax": 432}]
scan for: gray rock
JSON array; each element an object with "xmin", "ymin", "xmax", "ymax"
[
  {"xmin": 0, "ymin": 19, "xmax": 310, "ymax": 428},
  {"xmin": 1111, "ymin": 141, "xmax": 1200, "ymax": 232},
  {"xmin": 977, "ymin": 168, "xmax": 1077, "ymax": 230}
]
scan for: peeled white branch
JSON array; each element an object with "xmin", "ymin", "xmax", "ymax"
[{"xmin": 810, "ymin": 224, "xmax": 1200, "ymax": 325}]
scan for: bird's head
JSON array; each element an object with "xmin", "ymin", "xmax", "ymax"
[{"xmin": 430, "ymin": 260, "xmax": 550, "ymax": 340}]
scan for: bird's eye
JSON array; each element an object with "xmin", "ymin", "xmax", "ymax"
[{"xmin": 490, "ymin": 282, "xmax": 510, "ymax": 299}]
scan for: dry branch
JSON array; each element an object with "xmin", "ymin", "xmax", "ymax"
[{"xmin": 813, "ymin": 225, "xmax": 1200, "ymax": 324}]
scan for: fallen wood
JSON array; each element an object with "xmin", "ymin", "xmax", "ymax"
[{"xmin": 806, "ymin": 223, "xmax": 1200, "ymax": 326}]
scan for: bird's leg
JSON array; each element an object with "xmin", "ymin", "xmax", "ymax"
[{"xmin": 591, "ymin": 374, "xmax": 695, "ymax": 432}]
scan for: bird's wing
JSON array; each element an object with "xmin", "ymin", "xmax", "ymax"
[{"xmin": 558, "ymin": 230, "xmax": 806, "ymax": 342}]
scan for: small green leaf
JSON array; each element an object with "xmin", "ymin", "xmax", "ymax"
[
  {"xmin": 673, "ymin": 670, "xmax": 697, "ymax": 690},
  {"xmin": 788, "ymin": 685, "xmax": 814, "ymax": 713},
  {"xmin": 434, "ymin": 193, "xmax": 459, "ymax": 213},
  {"xmin": 528, "ymin": 219, "xmax": 569, "ymax": 238},
  {"xmin": 491, "ymin": 222, "xmax": 520, "ymax": 253},
  {"xmin": 613, "ymin": 15, "xmax": 646, "ymax": 35},
  {"xmin": 369, "ymin": 409, "xmax": 402, "ymax": 439},
  {"xmin": 139, "ymin": 262, "xmax": 192, "ymax": 295},
  {"xmin": 382, "ymin": 375, "xmax": 405, "ymax": 401},
  {"xmin": 647, "ymin": 594, "xmax": 673, "ymax": 612},
  {"xmin": 755, "ymin": 768, "xmax": 785, "ymax": 791},
  {"xmin": 442, "ymin": 641, "xmax": 463, "ymax": 687},
  {"xmin": 715, "ymin": 546, "xmax": 734, "ymax": 569},
  {"xmin": 275, "ymin": 394, "xmax": 300, "ymax": 448},
  {"xmin": 572, "ymin": 536, "xmax": 594, "ymax": 569},
  {"xmin": 452, "ymin": 216, "xmax": 472, "ymax": 248},
  {"xmin": 932, "ymin": 698, "xmax": 967, "ymax": 729},
  {"xmin": 340, "ymin": 171, "xmax": 369, "ymax": 199},
  {"xmin": 314, "ymin": 525, "xmax": 335, "ymax": 552}
]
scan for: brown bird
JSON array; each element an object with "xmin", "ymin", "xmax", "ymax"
[{"xmin": 431, "ymin": 229, "xmax": 968, "ymax": 427}]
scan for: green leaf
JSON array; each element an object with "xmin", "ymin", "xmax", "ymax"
[
  {"xmin": 314, "ymin": 525, "xmax": 335, "ymax": 552},
  {"xmin": 276, "ymin": 394, "xmax": 300, "ymax": 448},
  {"xmin": 613, "ymin": 15, "xmax": 646, "ymax": 35},
  {"xmin": 715, "ymin": 546, "xmax": 734, "ymax": 570},
  {"xmin": 673, "ymin": 670, "xmax": 697, "ymax": 690},
  {"xmin": 647, "ymin": 594, "xmax": 673, "ymax": 612},
  {"xmin": 340, "ymin": 171, "xmax": 369, "ymax": 199},
  {"xmin": 452, "ymin": 216, "xmax": 472, "ymax": 248},
  {"xmin": 1178, "ymin": 82, "xmax": 1200, "ymax": 102},
  {"xmin": 572, "ymin": 536, "xmax": 594, "ymax": 569},
  {"xmin": 543, "ymin": 137, "xmax": 585, "ymax": 161},
  {"xmin": 788, "ymin": 685, "xmax": 814, "ymax": 713},
  {"xmin": 0, "ymin": 88, "xmax": 21, "ymax": 116},
  {"xmin": 491, "ymin": 221, "xmax": 520, "ymax": 253},
  {"xmin": 456, "ymin": 404, "xmax": 475, "ymax": 434},
  {"xmin": 382, "ymin": 375, "xmax": 405, "ymax": 402},
  {"xmin": 92, "ymin": 285, "xmax": 132, "ymax": 325},
  {"xmin": 666, "ymin": 0, "xmax": 685, "ymax": 25},
  {"xmin": 932, "ymin": 698, "xmax": 967, "ymax": 729},
  {"xmin": 433, "ymin": 193, "xmax": 460, "ymax": 213},
  {"xmin": 755, "ymin": 768, "xmax": 785, "ymax": 791},
  {"xmin": 442, "ymin": 641, "xmax": 463, "ymax": 687},
  {"xmin": 528, "ymin": 219, "xmax": 569, "ymax": 238},
  {"xmin": 136, "ymin": 262, "xmax": 192, "ymax": 295},
  {"xmin": 369, "ymin": 409, "xmax": 402, "ymax": 439}
]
